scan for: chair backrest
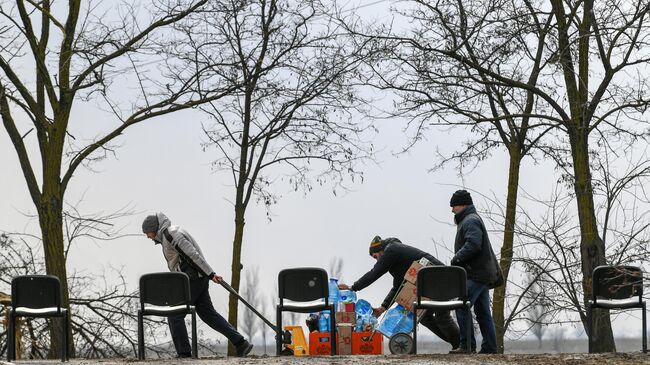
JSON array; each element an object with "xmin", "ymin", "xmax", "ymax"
[
  {"xmin": 139, "ymin": 272, "xmax": 191, "ymax": 310},
  {"xmin": 11, "ymin": 275, "xmax": 62, "ymax": 311},
  {"xmin": 416, "ymin": 266, "xmax": 467, "ymax": 302},
  {"xmin": 278, "ymin": 268, "xmax": 329, "ymax": 305},
  {"xmin": 592, "ymin": 265, "xmax": 643, "ymax": 300}
]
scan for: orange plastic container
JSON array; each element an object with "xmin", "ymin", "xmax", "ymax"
[
  {"xmin": 309, "ymin": 332, "xmax": 334, "ymax": 355},
  {"xmin": 351, "ymin": 332, "xmax": 383, "ymax": 355}
]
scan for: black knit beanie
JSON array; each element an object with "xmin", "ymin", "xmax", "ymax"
[
  {"xmin": 369, "ymin": 235, "xmax": 385, "ymax": 255},
  {"xmin": 450, "ymin": 190, "xmax": 473, "ymax": 207},
  {"xmin": 142, "ymin": 215, "xmax": 159, "ymax": 233}
]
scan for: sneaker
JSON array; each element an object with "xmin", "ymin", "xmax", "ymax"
[
  {"xmin": 235, "ymin": 340, "xmax": 253, "ymax": 357},
  {"xmin": 449, "ymin": 347, "xmax": 476, "ymax": 354}
]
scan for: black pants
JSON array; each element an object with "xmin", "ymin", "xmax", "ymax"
[
  {"xmin": 168, "ymin": 277, "xmax": 244, "ymax": 355},
  {"xmin": 419, "ymin": 309, "xmax": 461, "ymax": 349}
]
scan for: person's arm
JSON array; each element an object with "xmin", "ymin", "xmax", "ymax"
[
  {"xmin": 171, "ymin": 230, "xmax": 215, "ymax": 277},
  {"xmin": 350, "ymin": 250, "xmax": 396, "ymax": 292},
  {"xmin": 451, "ymin": 218, "xmax": 483, "ymax": 265}
]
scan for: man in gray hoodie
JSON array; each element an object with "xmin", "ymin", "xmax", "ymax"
[{"xmin": 142, "ymin": 212, "xmax": 252, "ymax": 357}]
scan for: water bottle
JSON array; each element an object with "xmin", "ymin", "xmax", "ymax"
[
  {"xmin": 318, "ymin": 311, "xmax": 330, "ymax": 332},
  {"xmin": 377, "ymin": 304, "xmax": 407, "ymax": 337},
  {"xmin": 339, "ymin": 289, "xmax": 357, "ymax": 303},
  {"xmin": 328, "ymin": 278, "xmax": 340, "ymax": 309},
  {"xmin": 395, "ymin": 310, "xmax": 414, "ymax": 334},
  {"xmin": 369, "ymin": 315, "xmax": 378, "ymax": 331},
  {"xmin": 355, "ymin": 319, "xmax": 364, "ymax": 332},
  {"xmin": 355, "ymin": 299, "xmax": 372, "ymax": 316}
]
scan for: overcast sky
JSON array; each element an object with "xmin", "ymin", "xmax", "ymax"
[{"xmin": 1, "ymin": 0, "xmax": 644, "ymax": 348}]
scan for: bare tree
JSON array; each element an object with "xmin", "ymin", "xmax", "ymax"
[
  {"xmin": 172, "ymin": 0, "xmax": 374, "ymax": 353},
  {"xmin": 259, "ymin": 295, "xmax": 270, "ymax": 355},
  {"xmin": 349, "ymin": 0, "xmax": 650, "ymax": 351},
  {"xmin": 340, "ymin": 0, "xmax": 560, "ymax": 351},
  {"xmin": 509, "ymin": 156, "xmax": 650, "ymax": 349},
  {"xmin": 0, "ymin": 205, "xmax": 226, "ymax": 359},
  {"xmin": 239, "ymin": 266, "xmax": 260, "ymax": 342},
  {"xmin": 552, "ymin": 327, "xmax": 565, "ymax": 353},
  {"xmin": 0, "ymin": 0, "xmax": 241, "ymax": 356},
  {"xmin": 523, "ymin": 273, "xmax": 548, "ymax": 349}
]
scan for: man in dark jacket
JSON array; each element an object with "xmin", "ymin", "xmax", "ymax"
[
  {"xmin": 449, "ymin": 190, "xmax": 498, "ymax": 354},
  {"xmin": 338, "ymin": 236, "xmax": 460, "ymax": 350},
  {"xmin": 142, "ymin": 213, "xmax": 253, "ymax": 357}
]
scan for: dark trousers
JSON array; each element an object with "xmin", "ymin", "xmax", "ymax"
[
  {"xmin": 419, "ymin": 309, "xmax": 461, "ymax": 348},
  {"xmin": 168, "ymin": 277, "xmax": 244, "ymax": 355},
  {"xmin": 455, "ymin": 279, "xmax": 497, "ymax": 352}
]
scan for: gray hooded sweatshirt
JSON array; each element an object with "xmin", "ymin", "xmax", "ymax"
[{"xmin": 153, "ymin": 212, "xmax": 214, "ymax": 278}]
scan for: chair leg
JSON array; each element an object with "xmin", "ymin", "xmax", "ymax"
[
  {"xmin": 587, "ymin": 305, "xmax": 592, "ymax": 354},
  {"xmin": 8, "ymin": 310, "xmax": 15, "ymax": 361},
  {"xmin": 465, "ymin": 306, "xmax": 472, "ymax": 353},
  {"xmin": 61, "ymin": 312, "xmax": 68, "ymax": 362},
  {"xmin": 412, "ymin": 307, "xmax": 418, "ymax": 355},
  {"xmin": 137, "ymin": 310, "xmax": 144, "ymax": 360},
  {"xmin": 276, "ymin": 306, "xmax": 282, "ymax": 356},
  {"xmin": 330, "ymin": 305, "xmax": 336, "ymax": 355},
  {"xmin": 191, "ymin": 310, "xmax": 198, "ymax": 359},
  {"xmin": 643, "ymin": 302, "xmax": 647, "ymax": 354}
]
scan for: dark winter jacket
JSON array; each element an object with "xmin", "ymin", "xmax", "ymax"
[
  {"xmin": 451, "ymin": 205, "xmax": 498, "ymax": 285},
  {"xmin": 351, "ymin": 239, "xmax": 443, "ymax": 309}
]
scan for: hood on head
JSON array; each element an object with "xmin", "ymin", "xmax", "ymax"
[{"xmin": 154, "ymin": 212, "xmax": 171, "ymax": 242}]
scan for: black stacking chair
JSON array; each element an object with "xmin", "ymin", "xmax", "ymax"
[
  {"xmin": 276, "ymin": 268, "xmax": 335, "ymax": 355},
  {"xmin": 8, "ymin": 275, "xmax": 68, "ymax": 362},
  {"xmin": 138, "ymin": 272, "xmax": 196, "ymax": 359},
  {"xmin": 588, "ymin": 265, "xmax": 646, "ymax": 353},
  {"xmin": 412, "ymin": 266, "xmax": 471, "ymax": 354}
]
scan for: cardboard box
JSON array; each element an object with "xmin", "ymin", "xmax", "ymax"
[
  {"xmin": 335, "ymin": 311, "xmax": 356, "ymax": 325},
  {"xmin": 404, "ymin": 259, "xmax": 433, "ymax": 284},
  {"xmin": 309, "ymin": 332, "xmax": 333, "ymax": 355},
  {"xmin": 351, "ymin": 332, "xmax": 383, "ymax": 355},
  {"xmin": 395, "ymin": 282, "xmax": 429, "ymax": 316},
  {"xmin": 395, "ymin": 281, "xmax": 418, "ymax": 310},
  {"xmin": 336, "ymin": 324, "xmax": 353, "ymax": 355}
]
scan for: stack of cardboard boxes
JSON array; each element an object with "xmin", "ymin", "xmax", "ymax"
[
  {"xmin": 395, "ymin": 258, "xmax": 432, "ymax": 317},
  {"xmin": 308, "ymin": 304, "xmax": 383, "ymax": 355},
  {"xmin": 335, "ymin": 311, "xmax": 355, "ymax": 355}
]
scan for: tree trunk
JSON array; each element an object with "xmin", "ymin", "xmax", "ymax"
[
  {"xmin": 569, "ymin": 130, "xmax": 615, "ymax": 352},
  {"xmin": 227, "ymin": 204, "xmax": 245, "ymax": 356},
  {"xmin": 38, "ymin": 188, "xmax": 74, "ymax": 358},
  {"xmin": 493, "ymin": 147, "xmax": 522, "ymax": 353}
]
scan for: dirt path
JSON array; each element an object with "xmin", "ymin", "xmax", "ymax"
[{"xmin": 3, "ymin": 353, "xmax": 650, "ymax": 365}]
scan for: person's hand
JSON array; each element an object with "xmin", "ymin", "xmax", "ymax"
[
  {"xmin": 211, "ymin": 274, "xmax": 223, "ymax": 283},
  {"xmin": 372, "ymin": 306, "xmax": 386, "ymax": 317},
  {"xmin": 338, "ymin": 283, "xmax": 350, "ymax": 290}
]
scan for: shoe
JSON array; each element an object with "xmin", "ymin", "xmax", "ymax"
[
  {"xmin": 478, "ymin": 349, "xmax": 497, "ymax": 354},
  {"xmin": 235, "ymin": 340, "xmax": 253, "ymax": 357},
  {"xmin": 449, "ymin": 347, "xmax": 476, "ymax": 354},
  {"xmin": 176, "ymin": 352, "xmax": 192, "ymax": 358}
]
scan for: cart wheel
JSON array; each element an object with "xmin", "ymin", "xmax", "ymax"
[
  {"xmin": 280, "ymin": 347, "xmax": 294, "ymax": 356},
  {"xmin": 388, "ymin": 333, "xmax": 414, "ymax": 355}
]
